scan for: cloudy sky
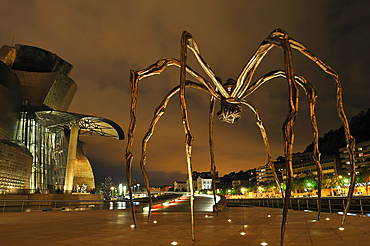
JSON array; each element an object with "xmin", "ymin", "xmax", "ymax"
[{"xmin": 1, "ymin": 1, "xmax": 369, "ymax": 186}]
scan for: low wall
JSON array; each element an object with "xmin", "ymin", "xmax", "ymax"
[
  {"xmin": 0, "ymin": 193, "xmax": 104, "ymax": 212},
  {"xmin": 213, "ymin": 195, "xmax": 227, "ymax": 212},
  {"xmin": 0, "ymin": 193, "xmax": 103, "ymax": 201}
]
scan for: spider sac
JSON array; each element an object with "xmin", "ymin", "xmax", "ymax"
[{"xmin": 217, "ymin": 78, "xmax": 242, "ymax": 124}]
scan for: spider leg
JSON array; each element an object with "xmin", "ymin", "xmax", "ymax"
[
  {"xmin": 294, "ymin": 75, "xmax": 322, "ymax": 221},
  {"xmin": 181, "ymin": 31, "xmax": 196, "ymax": 241},
  {"xmin": 280, "ymin": 34, "xmax": 299, "ymax": 246},
  {"xmin": 183, "ymin": 31, "xmax": 229, "ymax": 98},
  {"xmin": 288, "ymin": 38, "xmax": 355, "ymax": 227},
  {"xmin": 241, "ymin": 99, "xmax": 283, "ymax": 197},
  {"xmin": 242, "ymin": 70, "xmax": 322, "ymax": 220},
  {"xmin": 209, "ymin": 94, "xmax": 218, "ymax": 216},
  {"xmin": 126, "ymin": 59, "xmax": 220, "ymax": 229},
  {"xmin": 140, "ymin": 81, "xmax": 210, "ymax": 223}
]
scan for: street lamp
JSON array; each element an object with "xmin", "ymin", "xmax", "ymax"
[
  {"xmin": 307, "ymin": 182, "xmax": 312, "ymax": 197},
  {"xmin": 110, "ymin": 186, "xmax": 114, "ymax": 200},
  {"xmin": 258, "ymin": 186, "xmax": 262, "ymax": 197},
  {"xmin": 118, "ymin": 183, "xmax": 122, "ymax": 197},
  {"xmin": 123, "ymin": 185, "xmax": 127, "ymax": 197}
]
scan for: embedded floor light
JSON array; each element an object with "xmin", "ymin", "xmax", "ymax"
[
  {"xmin": 153, "ymin": 221, "xmax": 158, "ymax": 224},
  {"xmin": 130, "ymin": 224, "xmax": 135, "ymax": 228},
  {"xmin": 228, "ymin": 219, "xmax": 232, "ymax": 222},
  {"xmin": 205, "ymin": 215, "xmax": 208, "ymax": 218},
  {"xmin": 267, "ymin": 215, "xmax": 271, "ymax": 217},
  {"xmin": 240, "ymin": 232, "xmax": 246, "ymax": 236},
  {"xmin": 261, "ymin": 242, "xmax": 268, "ymax": 246},
  {"xmin": 326, "ymin": 218, "xmax": 330, "ymax": 221},
  {"xmin": 171, "ymin": 241, "xmax": 178, "ymax": 245},
  {"xmin": 339, "ymin": 227, "xmax": 345, "ymax": 231}
]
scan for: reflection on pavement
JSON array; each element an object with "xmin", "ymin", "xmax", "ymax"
[{"xmin": 149, "ymin": 194, "xmax": 220, "ymax": 213}]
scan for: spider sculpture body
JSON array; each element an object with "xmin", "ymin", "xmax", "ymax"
[{"xmin": 125, "ymin": 29, "xmax": 356, "ymax": 245}]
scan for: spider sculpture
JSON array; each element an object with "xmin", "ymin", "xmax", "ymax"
[{"xmin": 125, "ymin": 29, "xmax": 355, "ymax": 245}]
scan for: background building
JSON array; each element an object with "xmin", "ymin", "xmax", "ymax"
[{"xmin": 0, "ymin": 44, "xmax": 124, "ymax": 194}]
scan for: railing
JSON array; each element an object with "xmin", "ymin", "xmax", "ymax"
[
  {"xmin": 227, "ymin": 196, "xmax": 370, "ymax": 217},
  {"xmin": 0, "ymin": 199, "xmax": 133, "ymax": 213}
]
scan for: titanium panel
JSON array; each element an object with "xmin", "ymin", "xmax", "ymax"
[
  {"xmin": 12, "ymin": 45, "xmax": 73, "ymax": 75},
  {"xmin": 0, "ymin": 62, "xmax": 23, "ymax": 140},
  {"xmin": 0, "ymin": 140, "xmax": 32, "ymax": 193},
  {"xmin": 14, "ymin": 70, "xmax": 58, "ymax": 108},
  {"xmin": 0, "ymin": 45, "xmax": 16, "ymax": 66},
  {"xmin": 43, "ymin": 73, "xmax": 77, "ymax": 111},
  {"xmin": 73, "ymin": 141, "xmax": 95, "ymax": 191}
]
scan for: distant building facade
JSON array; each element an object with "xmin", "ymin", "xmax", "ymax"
[
  {"xmin": 197, "ymin": 176, "xmax": 212, "ymax": 190},
  {"xmin": 281, "ymin": 152, "xmax": 340, "ymax": 179},
  {"xmin": 256, "ymin": 164, "xmax": 275, "ymax": 184},
  {"xmin": 340, "ymin": 140, "xmax": 370, "ymax": 175},
  {"xmin": 174, "ymin": 181, "xmax": 187, "ymax": 192}
]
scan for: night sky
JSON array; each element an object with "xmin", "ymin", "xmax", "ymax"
[{"xmin": 1, "ymin": 1, "xmax": 369, "ymax": 186}]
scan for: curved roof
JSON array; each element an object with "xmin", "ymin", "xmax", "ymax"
[{"xmin": 35, "ymin": 110, "xmax": 124, "ymax": 140}]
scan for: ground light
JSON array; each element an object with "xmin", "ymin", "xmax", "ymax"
[
  {"xmin": 171, "ymin": 241, "xmax": 178, "ymax": 245},
  {"xmin": 153, "ymin": 221, "xmax": 157, "ymax": 224},
  {"xmin": 228, "ymin": 219, "xmax": 232, "ymax": 222},
  {"xmin": 240, "ymin": 232, "xmax": 246, "ymax": 235},
  {"xmin": 339, "ymin": 227, "xmax": 345, "ymax": 231},
  {"xmin": 326, "ymin": 218, "xmax": 330, "ymax": 221},
  {"xmin": 261, "ymin": 242, "xmax": 268, "ymax": 246},
  {"xmin": 130, "ymin": 224, "xmax": 135, "ymax": 228}
]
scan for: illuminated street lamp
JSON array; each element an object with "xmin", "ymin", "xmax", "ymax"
[
  {"xmin": 110, "ymin": 186, "xmax": 114, "ymax": 200},
  {"xmin": 307, "ymin": 182, "xmax": 312, "ymax": 197},
  {"xmin": 258, "ymin": 186, "xmax": 262, "ymax": 197},
  {"xmin": 118, "ymin": 183, "xmax": 122, "ymax": 197}
]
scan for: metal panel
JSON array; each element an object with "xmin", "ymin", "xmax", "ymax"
[
  {"xmin": 73, "ymin": 141, "xmax": 95, "ymax": 191},
  {"xmin": 43, "ymin": 73, "xmax": 77, "ymax": 111},
  {"xmin": 12, "ymin": 45, "xmax": 73, "ymax": 74},
  {"xmin": 0, "ymin": 62, "xmax": 22, "ymax": 140},
  {"xmin": 0, "ymin": 140, "xmax": 32, "ymax": 193},
  {"xmin": 14, "ymin": 70, "xmax": 58, "ymax": 108}
]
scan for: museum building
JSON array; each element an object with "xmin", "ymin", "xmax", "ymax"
[{"xmin": 0, "ymin": 44, "xmax": 124, "ymax": 194}]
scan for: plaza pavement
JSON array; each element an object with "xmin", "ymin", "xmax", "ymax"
[{"xmin": 1, "ymin": 205, "xmax": 370, "ymax": 245}]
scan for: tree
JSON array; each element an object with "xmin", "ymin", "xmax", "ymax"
[
  {"xmin": 104, "ymin": 176, "xmax": 113, "ymax": 200},
  {"xmin": 292, "ymin": 176, "xmax": 305, "ymax": 195},
  {"xmin": 322, "ymin": 173, "xmax": 340, "ymax": 196},
  {"xmin": 357, "ymin": 166, "xmax": 370, "ymax": 195}
]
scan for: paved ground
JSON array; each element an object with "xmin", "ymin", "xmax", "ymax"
[{"xmin": 1, "ymin": 202, "xmax": 370, "ymax": 246}]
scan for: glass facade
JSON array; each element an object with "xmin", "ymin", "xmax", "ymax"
[{"xmin": 15, "ymin": 101, "xmax": 68, "ymax": 193}]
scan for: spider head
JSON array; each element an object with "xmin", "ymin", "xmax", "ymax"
[{"xmin": 217, "ymin": 99, "xmax": 242, "ymax": 124}]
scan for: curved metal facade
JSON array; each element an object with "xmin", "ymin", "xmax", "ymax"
[
  {"xmin": 12, "ymin": 44, "xmax": 76, "ymax": 111},
  {"xmin": 13, "ymin": 45, "xmax": 73, "ymax": 75},
  {"xmin": 0, "ymin": 61, "xmax": 23, "ymax": 140},
  {"xmin": 43, "ymin": 73, "xmax": 77, "ymax": 111},
  {"xmin": 0, "ymin": 140, "xmax": 32, "ymax": 193},
  {"xmin": 73, "ymin": 141, "xmax": 95, "ymax": 191}
]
